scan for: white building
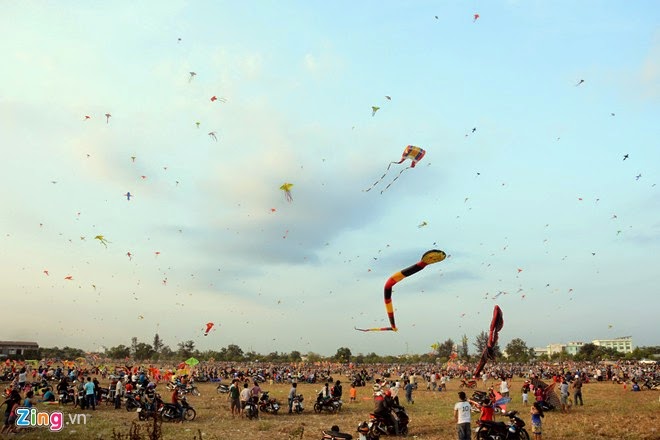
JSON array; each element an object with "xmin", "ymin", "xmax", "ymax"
[
  {"xmin": 547, "ymin": 343, "xmax": 566, "ymax": 355},
  {"xmin": 565, "ymin": 341, "xmax": 585, "ymax": 356},
  {"xmin": 592, "ymin": 337, "xmax": 633, "ymax": 354}
]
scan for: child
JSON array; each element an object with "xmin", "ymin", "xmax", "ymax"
[
  {"xmin": 479, "ymin": 398, "xmax": 495, "ymax": 422},
  {"xmin": 531, "ymin": 401, "xmax": 544, "ymax": 440},
  {"xmin": 349, "ymin": 384, "xmax": 357, "ymax": 403},
  {"xmin": 522, "ymin": 381, "xmax": 530, "ymax": 406}
]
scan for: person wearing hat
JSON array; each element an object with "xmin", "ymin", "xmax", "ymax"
[{"xmin": 453, "ymin": 391, "xmax": 471, "ymax": 440}]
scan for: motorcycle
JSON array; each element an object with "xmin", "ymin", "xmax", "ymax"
[
  {"xmin": 137, "ymin": 394, "xmax": 162, "ymax": 421},
  {"xmin": 366, "ymin": 406, "xmax": 410, "ymax": 436},
  {"xmin": 314, "ymin": 397, "xmax": 342, "ymax": 413},
  {"xmin": 476, "ymin": 410, "xmax": 530, "ymax": 440},
  {"xmin": 460, "ymin": 378, "xmax": 478, "ymax": 388},
  {"xmin": 258, "ymin": 391, "xmax": 280, "ymax": 414},
  {"xmin": 470, "ymin": 391, "xmax": 505, "ymax": 414},
  {"xmin": 292, "ymin": 393, "xmax": 304, "ymax": 414},
  {"xmin": 216, "ymin": 383, "xmax": 229, "ymax": 394},
  {"xmin": 125, "ymin": 391, "xmax": 145, "ymax": 412},
  {"xmin": 57, "ymin": 387, "xmax": 76, "ymax": 405},
  {"xmin": 160, "ymin": 395, "xmax": 196, "ymax": 422},
  {"xmin": 244, "ymin": 397, "xmax": 259, "ymax": 420}
]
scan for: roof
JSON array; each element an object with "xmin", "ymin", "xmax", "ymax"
[{"xmin": 0, "ymin": 341, "xmax": 39, "ymax": 347}]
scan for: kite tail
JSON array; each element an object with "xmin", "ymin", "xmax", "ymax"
[
  {"xmin": 354, "ymin": 326, "xmax": 397, "ymax": 332},
  {"xmin": 380, "ymin": 166, "xmax": 412, "ymax": 194},
  {"xmin": 364, "ymin": 160, "xmax": 404, "ymax": 192}
]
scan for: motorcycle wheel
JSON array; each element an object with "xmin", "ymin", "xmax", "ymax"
[
  {"xmin": 400, "ymin": 426, "xmax": 408, "ymax": 435},
  {"xmin": 313, "ymin": 402, "xmax": 322, "ymax": 413},
  {"xmin": 183, "ymin": 408, "xmax": 196, "ymax": 421},
  {"xmin": 518, "ymin": 429, "xmax": 530, "ymax": 440},
  {"xmin": 475, "ymin": 428, "xmax": 489, "ymax": 440},
  {"xmin": 191, "ymin": 388, "xmax": 201, "ymax": 397},
  {"xmin": 126, "ymin": 402, "xmax": 137, "ymax": 412}
]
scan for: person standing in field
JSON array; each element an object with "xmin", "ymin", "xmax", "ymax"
[
  {"xmin": 453, "ymin": 391, "xmax": 471, "ymax": 440},
  {"xmin": 229, "ymin": 379, "xmax": 240, "ymax": 418},
  {"xmin": 522, "ymin": 380, "xmax": 530, "ymax": 406},
  {"xmin": 572, "ymin": 376, "xmax": 583, "ymax": 406},
  {"xmin": 531, "ymin": 401, "xmax": 544, "ymax": 439},
  {"xmin": 404, "ymin": 379, "xmax": 414, "ymax": 404},
  {"xmin": 84, "ymin": 377, "xmax": 96, "ymax": 410},
  {"xmin": 499, "ymin": 377, "xmax": 510, "ymax": 398},
  {"xmin": 349, "ymin": 383, "xmax": 357, "ymax": 403},
  {"xmin": 240, "ymin": 382, "xmax": 251, "ymax": 416}
]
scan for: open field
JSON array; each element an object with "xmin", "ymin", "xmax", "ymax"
[{"xmin": 9, "ymin": 377, "xmax": 659, "ymax": 440}]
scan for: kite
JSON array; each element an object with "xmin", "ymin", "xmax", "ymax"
[
  {"xmin": 43, "ymin": 270, "xmax": 49, "ymax": 276},
  {"xmin": 371, "ymin": 106, "xmax": 380, "ymax": 116},
  {"xmin": 473, "ymin": 13, "xmax": 480, "ymax": 22},
  {"xmin": 84, "ymin": 115, "xmax": 91, "ymax": 120},
  {"xmin": 385, "ymin": 96, "xmax": 391, "ymax": 100},
  {"xmin": 575, "ymin": 79, "xmax": 585, "ymax": 86},
  {"xmin": 623, "ymin": 154, "xmax": 628, "ymax": 160},
  {"xmin": 127, "ymin": 252, "xmax": 132, "ymax": 260},
  {"xmin": 418, "ymin": 221, "xmax": 428, "ymax": 228},
  {"xmin": 364, "ymin": 145, "xmax": 426, "ymax": 193},
  {"xmin": 280, "ymin": 183, "xmax": 294, "ymax": 202},
  {"xmin": 473, "ymin": 305, "xmax": 504, "ymax": 377},
  {"xmin": 355, "ymin": 249, "xmax": 446, "ymax": 332},
  {"xmin": 210, "ymin": 96, "xmax": 227, "ymax": 103},
  {"xmin": 195, "ymin": 122, "xmax": 200, "ymax": 128},
  {"xmin": 131, "ymin": 156, "xmax": 136, "ymax": 162},
  {"xmin": 188, "ymin": 72, "xmax": 197, "ymax": 82},
  {"xmin": 124, "ymin": 192, "xmax": 132, "ymax": 200},
  {"xmin": 204, "ymin": 322, "xmax": 214, "ymax": 336},
  {"xmin": 64, "ymin": 275, "xmax": 73, "ymax": 280},
  {"xmin": 636, "ymin": 174, "xmax": 642, "ymax": 180},
  {"xmin": 208, "ymin": 131, "xmax": 217, "ymax": 141},
  {"xmin": 94, "ymin": 235, "xmax": 110, "ymax": 247},
  {"xmin": 105, "ymin": 113, "xmax": 112, "ymax": 123}
]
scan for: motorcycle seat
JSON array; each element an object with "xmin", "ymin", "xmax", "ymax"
[
  {"xmin": 479, "ymin": 420, "xmax": 507, "ymax": 429},
  {"xmin": 322, "ymin": 431, "xmax": 353, "ymax": 440}
]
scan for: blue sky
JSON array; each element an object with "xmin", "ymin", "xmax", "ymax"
[{"xmin": 1, "ymin": 1, "xmax": 658, "ymax": 356}]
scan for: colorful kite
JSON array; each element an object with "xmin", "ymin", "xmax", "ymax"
[
  {"xmin": 364, "ymin": 145, "xmax": 426, "ymax": 193},
  {"xmin": 94, "ymin": 235, "xmax": 110, "ymax": 247},
  {"xmin": 204, "ymin": 322, "xmax": 214, "ymax": 336},
  {"xmin": 371, "ymin": 106, "xmax": 380, "ymax": 116},
  {"xmin": 124, "ymin": 192, "xmax": 132, "ymax": 200},
  {"xmin": 473, "ymin": 305, "xmax": 504, "ymax": 377},
  {"xmin": 473, "ymin": 13, "xmax": 480, "ymax": 22},
  {"xmin": 280, "ymin": 183, "xmax": 293, "ymax": 202},
  {"xmin": 356, "ymin": 249, "xmax": 446, "ymax": 332}
]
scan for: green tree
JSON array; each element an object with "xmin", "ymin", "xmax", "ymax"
[
  {"xmin": 473, "ymin": 331, "xmax": 501, "ymax": 358},
  {"xmin": 177, "ymin": 340, "xmax": 195, "ymax": 359},
  {"xmin": 105, "ymin": 345, "xmax": 131, "ymax": 359},
  {"xmin": 289, "ymin": 350, "xmax": 302, "ymax": 362},
  {"xmin": 505, "ymin": 338, "xmax": 530, "ymax": 362},
  {"xmin": 152, "ymin": 334, "xmax": 164, "ymax": 353},
  {"xmin": 459, "ymin": 334, "xmax": 470, "ymax": 360},
  {"xmin": 133, "ymin": 343, "xmax": 155, "ymax": 360},
  {"xmin": 434, "ymin": 338, "xmax": 455, "ymax": 359},
  {"xmin": 225, "ymin": 344, "xmax": 244, "ymax": 361},
  {"xmin": 334, "ymin": 347, "xmax": 352, "ymax": 363}
]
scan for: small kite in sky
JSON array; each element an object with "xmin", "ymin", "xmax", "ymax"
[
  {"xmin": 204, "ymin": 322, "xmax": 214, "ymax": 336},
  {"xmin": 43, "ymin": 270, "xmax": 49, "ymax": 276},
  {"xmin": 94, "ymin": 235, "xmax": 110, "ymax": 247},
  {"xmin": 84, "ymin": 115, "xmax": 91, "ymax": 120},
  {"xmin": 473, "ymin": 13, "xmax": 480, "ymax": 22},
  {"xmin": 188, "ymin": 72, "xmax": 197, "ymax": 82},
  {"xmin": 208, "ymin": 131, "xmax": 218, "ymax": 142},
  {"xmin": 141, "ymin": 175, "xmax": 147, "ymax": 179},
  {"xmin": 385, "ymin": 96, "xmax": 391, "ymax": 100},
  {"xmin": 623, "ymin": 154, "xmax": 629, "ymax": 160},
  {"xmin": 371, "ymin": 106, "xmax": 380, "ymax": 116},
  {"xmin": 210, "ymin": 96, "xmax": 227, "ymax": 103},
  {"xmin": 154, "ymin": 251, "xmax": 161, "ymax": 257},
  {"xmin": 280, "ymin": 183, "xmax": 294, "ymax": 202},
  {"xmin": 131, "ymin": 156, "xmax": 136, "ymax": 162},
  {"xmin": 124, "ymin": 192, "xmax": 132, "ymax": 200},
  {"xmin": 517, "ymin": 268, "xmax": 523, "ymax": 273},
  {"xmin": 127, "ymin": 252, "xmax": 132, "ymax": 260},
  {"xmin": 195, "ymin": 122, "xmax": 200, "ymax": 128},
  {"xmin": 364, "ymin": 145, "xmax": 426, "ymax": 193},
  {"xmin": 105, "ymin": 113, "xmax": 112, "ymax": 123},
  {"xmin": 64, "ymin": 275, "xmax": 73, "ymax": 280},
  {"xmin": 636, "ymin": 174, "xmax": 642, "ymax": 180},
  {"xmin": 473, "ymin": 305, "xmax": 504, "ymax": 377},
  {"xmin": 356, "ymin": 249, "xmax": 446, "ymax": 332},
  {"xmin": 575, "ymin": 79, "xmax": 585, "ymax": 86},
  {"xmin": 418, "ymin": 221, "xmax": 428, "ymax": 228}
]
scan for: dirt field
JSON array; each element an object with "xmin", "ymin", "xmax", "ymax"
[{"xmin": 9, "ymin": 376, "xmax": 660, "ymax": 439}]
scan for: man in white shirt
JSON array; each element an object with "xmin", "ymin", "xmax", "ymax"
[
  {"xmin": 500, "ymin": 378, "xmax": 509, "ymax": 397},
  {"xmin": 453, "ymin": 391, "xmax": 471, "ymax": 440}
]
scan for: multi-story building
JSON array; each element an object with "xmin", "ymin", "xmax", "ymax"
[
  {"xmin": 565, "ymin": 341, "xmax": 585, "ymax": 356},
  {"xmin": 0, "ymin": 341, "xmax": 39, "ymax": 357},
  {"xmin": 547, "ymin": 343, "xmax": 566, "ymax": 355},
  {"xmin": 592, "ymin": 337, "xmax": 633, "ymax": 354}
]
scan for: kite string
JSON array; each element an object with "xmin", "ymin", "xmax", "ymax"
[{"xmin": 363, "ymin": 161, "xmax": 398, "ymax": 192}]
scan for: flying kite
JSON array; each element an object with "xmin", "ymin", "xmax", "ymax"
[
  {"xmin": 473, "ymin": 305, "xmax": 504, "ymax": 377},
  {"xmin": 371, "ymin": 106, "xmax": 380, "ymax": 116},
  {"xmin": 188, "ymin": 72, "xmax": 197, "ymax": 82},
  {"xmin": 64, "ymin": 275, "xmax": 73, "ymax": 280},
  {"xmin": 131, "ymin": 156, "xmax": 136, "ymax": 162},
  {"xmin": 204, "ymin": 322, "xmax": 214, "ymax": 336},
  {"xmin": 105, "ymin": 113, "xmax": 112, "ymax": 123},
  {"xmin": 364, "ymin": 145, "xmax": 426, "ymax": 193},
  {"xmin": 623, "ymin": 154, "xmax": 628, "ymax": 160},
  {"xmin": 84, "ymin": 115, "xmax": 91, "ymax": 120},
  {"xmin": 575, "ymin": 79, "xmax": 585, "ymax": 86},
  {"xmin": 280, "ymin": 183, "xmax": 294, "ymax": 202},
  {"xmin": 127, "ymin": 252, "xmax": 132, "ymax": 260},
  {"xmin": 208, "ymin": 131, "xmax": 218, "ymax": 141},
  {"xmin": 124, "ymin": 192, "xmax": 132, "ymax": 200},
  {"xmin": 473, "ymin": 13, "xmax": 480, "ymax": 22},
  {"xmin": 195, "ymin": 122, "xmax": 200, "ymax": 128},
  {"xmin": 355, "ymin": 249, "xmax": 446, "ymax": 332},
  {"xmin": 210, "ymin": 96, "xmax": 227, "ymax": 103},
  {"xmin": 94, "ymin": 235, "xmax": 110, "ymax": 247},
  {"xmin": 43, "ymin": 270, "xmax": 49, "ymax": 276}
]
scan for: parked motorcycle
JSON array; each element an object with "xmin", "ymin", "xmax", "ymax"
[
  {"xmin": 314, "ymin": 397, "xmax": 342, "ymax": 413},
  {"xmin": 57, "ymin": 388, "xmax": 76, "ymax": 405},
  {"xmin": 476, "ymin": 410, "xmax": 530, "ymax": 440},
  {"xmin": 322, "ymin": 425, "xmax": 353, "ymax": 439},
  {"xmin": 292, "ymin": 394, "xmax": 305, "ymax": 414},
  {"xmin": 136, "ymin": 393, "xmax": 162, "ymax": 421},
  {"xmin": 125, "ymin": 391, "xmax": 145, "ymax": 412},
  {"xmin": 244, "ymin": 397, "xmax": 259, "ymax": 420},
  {"xmin": 365, "ymin": 406, "xmax": 409, "ymax": 436},
  {"xmin": 460, "ymin": 378, "xmax": 478, "ymax": 388},
  {"xmin": 258, "ymin": 391, "xmax": 280, "ymax": 414},
  {"xmin": 216, "ymin": 383, "xmax": 229, "ymax": 394}
]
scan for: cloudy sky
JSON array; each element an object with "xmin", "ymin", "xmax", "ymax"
[{"xmin": 1, "ymin": 1, "xmax": 658, "ymax": 357}]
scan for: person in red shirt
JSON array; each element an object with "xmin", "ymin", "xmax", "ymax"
[{"xmin": 479, "ymin": 398, "xmax": 495, "ymax": 422}]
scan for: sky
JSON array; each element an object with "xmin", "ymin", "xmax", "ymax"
[{"xmin": 1, "ymin": 1, "xmax": 658, "ymax": 357}]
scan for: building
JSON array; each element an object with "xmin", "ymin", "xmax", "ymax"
[
  {"xmin": 592, "ymin": 337, "xmax": 633, "ymax": 354},
  {"xmin": 546, "ymin": 343, "xmax": 566, "ymax": 355},
  {"xmin": 0, "ymin": 341, "xmax": 39, "ymax": 357},
  {"xmin": 533, "ymin": 347, "xmax": 548, "ymax": 357},
  {"xmin": 565, "ymin": 341, "xmax": 585, "ymax": 356}
]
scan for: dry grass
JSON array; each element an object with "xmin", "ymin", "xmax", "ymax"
[{"xmin": 12, "ymin": 377, "xmax": 659, "ymax": 439}]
